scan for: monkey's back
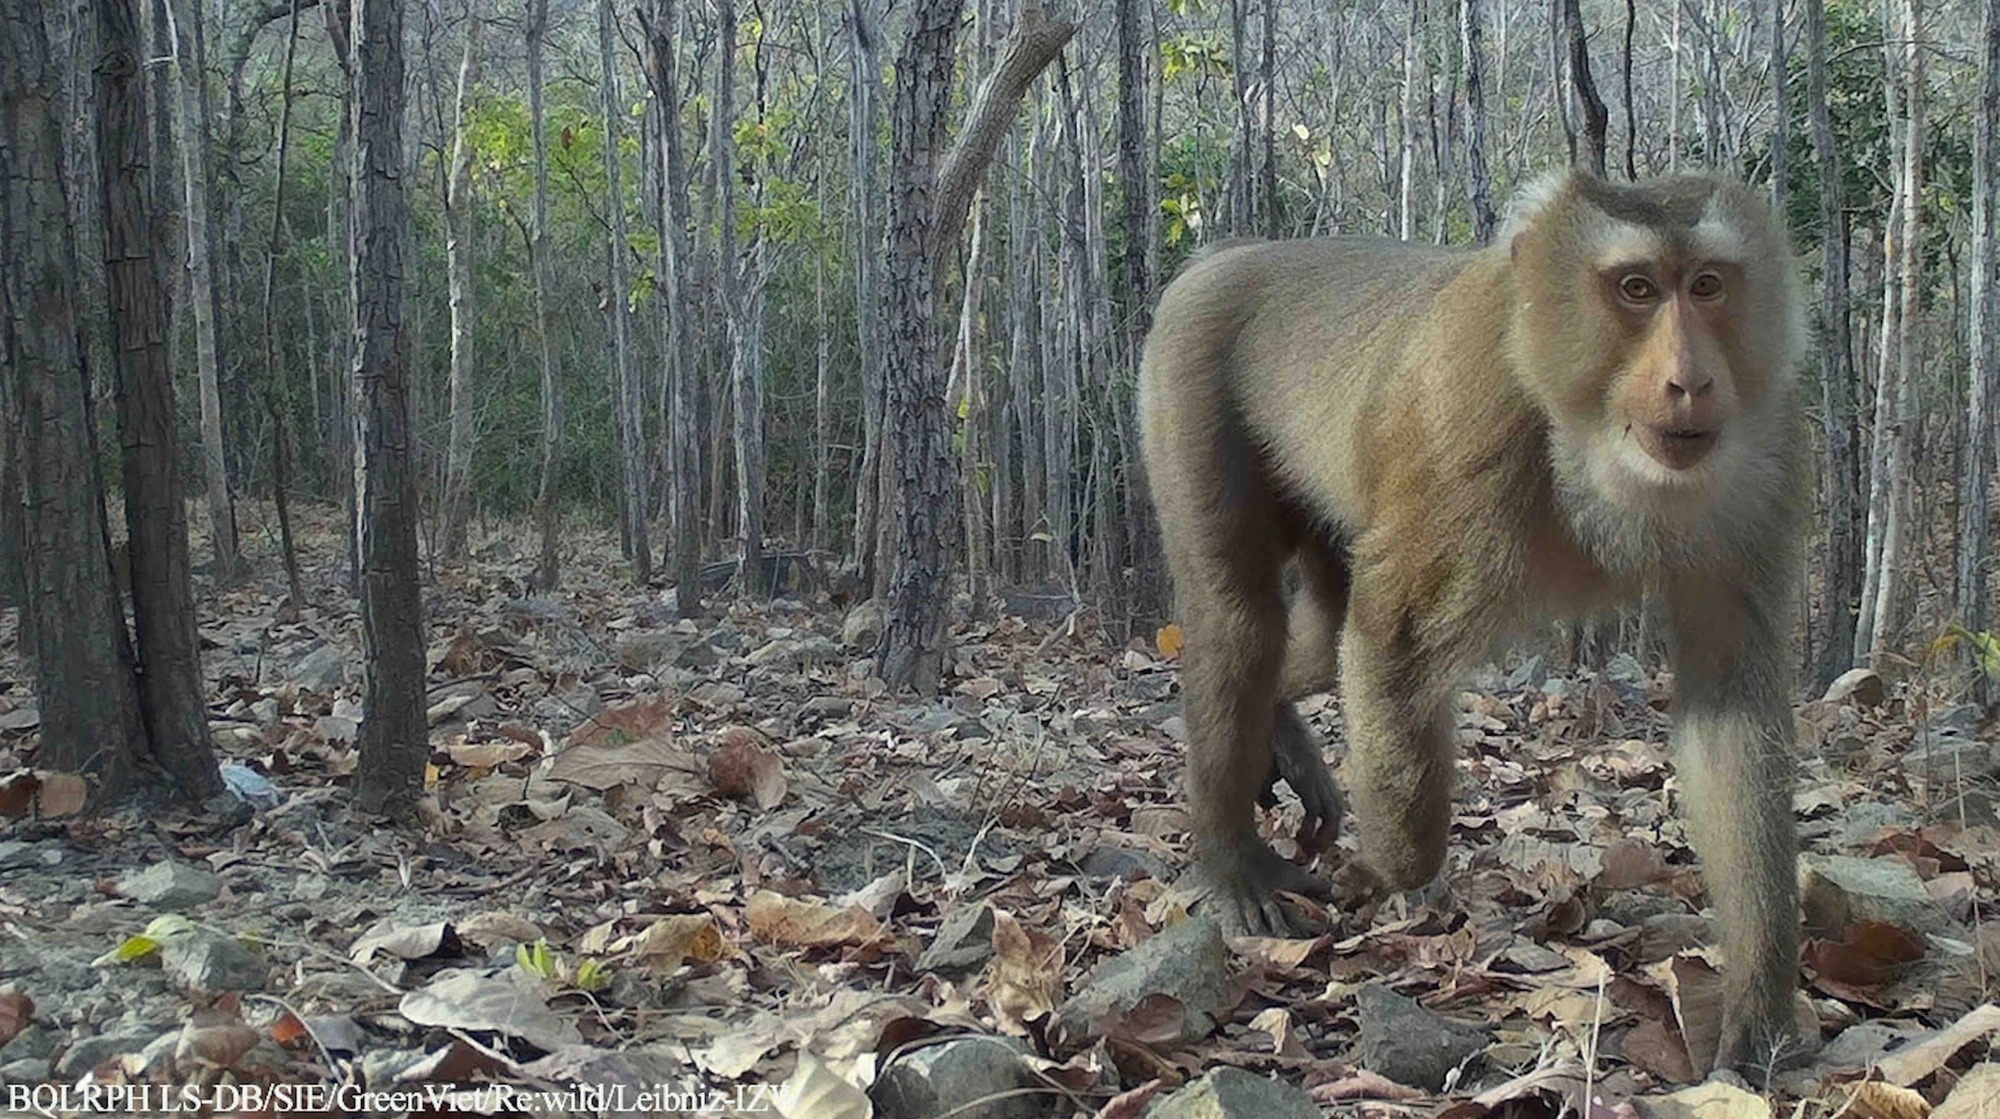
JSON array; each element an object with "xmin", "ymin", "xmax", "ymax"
[{"xmin": 1139, "ymin": 236, "xmax": 1525, "ymax": 532}]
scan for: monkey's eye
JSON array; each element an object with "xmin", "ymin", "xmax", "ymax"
[
  {"xmin": 1618, "ymin": 275, "xmax": 1659, "ymax": 302},
  {"xmin": 1689, "ymin": 272, "xmax": 1724, "ymax": 299}
]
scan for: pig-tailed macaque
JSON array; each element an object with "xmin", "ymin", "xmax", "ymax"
[{"xmin": 1139, "ymin": 171, "xmax": 1807, "ymax": 1069}]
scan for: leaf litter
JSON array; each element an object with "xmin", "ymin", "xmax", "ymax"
[{"xmin": 0, "ymin": 514, "xmax": 1998, "ymax": 1115}]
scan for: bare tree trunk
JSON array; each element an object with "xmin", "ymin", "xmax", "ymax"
[
  {"xmin": 1622, "ymin": 0, "xmax": 1636, "ymax": 179},
  {"xmin": 876, "ymin": 0, "xmax": 1073, "ymax": 691},
  {"xmin": 598, "ymin": 0, "xmax": 650, "ymax": 582},
  {"xmin": 324, "ymin": 1, "xmax": 357, "ymax": 587},
  {"xmin": 1259, "ymin": 0, "xmax": 1276, "ymax": 238},
  {"xmin": 641, "ymin": 0, "xmax": 700, "ymax": 606},
  {"xmin": 440, "ymin": 0, "xmax": 480, "ymax": 559},
  {"xmin": 1116, "ymin": 0, "xmax": 1151, "ymax": 349},
  {"xmin": 1959, "ymin": 0, "xmax": 1999, "ymax": 650},
  {"xmin": 847, "ymin": 0, "xmax": 885, "ymax": 592},
  {"xmin": 1398, "ymin": 0, "xmax": 1417, "ymax": 240},
  {"xmin": 168, "ymin": 0, "xmax": 238, "ymax": 584},
  {"xmin": 258, "ymin": 0, "xmax": 306, "ymax": 609},
  {"xmin": 711, "ymin": 0, "xmax": 763, "ymax": 597},
  {"xmin": 0, "ymin": 0, "xmax": 147, "ymax": 796},
  {"xmin": 812, "ymin": 248, "xmax": 831, "ymax": 554},
  {"xmin": 1768, "ymin": 0, "xmax": 1787, "ymax": 216},
  {"xmin": 1461, "ymin": 0, "xmax": 1496, "ymax": 242},
  {"xmin": 96, "ymin": 0, "xmax": 220, "ymax": 801},
  {"xmin": 1669, "ymin": 0, "xmax": 1682, "ymax": 171},
  {"xmin": 956, "ymin": 193, "xmax": 989, "ymax": 607},
  {"xmin": 1563, "ymin": 0, "xmax": 1609, "ymax": 176},
  {"xmin": 529, "ymin": 0, "xmax": 560, "ymax": 590},
  {"xmin": 1228, "ymin": 0, "xmax": 1251, "ymax": 234},
  {"xmin": 349, "ymin": 0, "xmax": 426, "ymax": 812},
  {"xmin": 1806, "ymin": 0, "xmax": 1859, "ymax": 687}
]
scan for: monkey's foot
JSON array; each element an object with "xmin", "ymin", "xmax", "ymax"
[
  {"xmin": 1181, "ymin": 840, "xmax": 1330, "ymax": 938},
  {"xmin": 1267, "ymin": 706, "xmax": 1345, "ymax": 854},
  {"xmin": 1714, "ymin": 1009, "xmax": 1814, "ymax": 1079}
]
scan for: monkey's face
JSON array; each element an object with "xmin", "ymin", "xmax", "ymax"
[{"xmin": 1506, "ymin": 173, "xmax": 1802, "ymax": 509}]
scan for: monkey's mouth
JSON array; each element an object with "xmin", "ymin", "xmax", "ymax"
[{"xmin": 1633, "ymin": 424, "xmax": 1718, "ymax": 471}]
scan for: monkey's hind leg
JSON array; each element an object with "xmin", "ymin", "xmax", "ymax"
[{"xmin": 1264, "ymin": 534, "xmax": 1353, "ymax": 854}]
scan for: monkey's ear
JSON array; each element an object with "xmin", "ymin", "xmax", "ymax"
[{"xmin": 1500, "ymin": 170, "xmax": 1570, "ymax": 259}]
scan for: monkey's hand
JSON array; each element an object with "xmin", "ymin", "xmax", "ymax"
[
  {"xmin": 1180, "ymin": 837, "xmax": 1330, "ymax": 938},
  {"xmin": 1264, "ymin": 704, "xmax": 1345, "ymax": 854}
]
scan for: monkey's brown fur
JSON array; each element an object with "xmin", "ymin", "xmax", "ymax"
[{"xmin": 1139, "ymin": 171, "xmax": 1807, "ymax": 1070}]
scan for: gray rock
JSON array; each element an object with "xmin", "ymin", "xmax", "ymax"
[
  {"xmin": 1144, "ymin": 1067, "xmax": 1318, "ymax": 1119},
  {"xmin": 1, "ymin": 1058, "xmax": 50, "ymax": 1083},
  {"xmin": 160, "ymin": 930, "xmax": 269, "ymax": 992},
  {"xmin": 870, "ymin": 1036, "xmax": 1044, "ymax": 1119},
  {"xmin": 1915, "ymin": 735, "xmax": 1999, "ymax": 782},
  {"xmin": 1354, "ymin": 983, "xmax": 1489, "ymax": 1091},
  {"xmin": 1799, "ymin": 854, "xmax": 1953, "ymax": 937},
  {"xmin": 1823, "ymin": 668, "xmax": 1885, "ymax": 708},
  {"xmin": 1836, "ymin": 802, "xmax": 1917, "ymax": 847},
  {"xmin": 1933, "ymin": 704, "xmax": 1985, "ymax": 736},
  {"xmin": 294, "ymin": 644, "xmax": 350, "ymax": 692},
  {"xmin": 842, "ymin": 600, "xmax": 889, "ymax": 650},
  {"xmin": 0, "ymin": 841, "xmax": 40, "ymax": 871},
  {"xmin": 0, "ymin": 1020, "xmax": 58, "ymax": 1062},
  {"xmin": 614, "ymin": 630, "xmax": 685, "ymax": 671},
  {"xmin": 54, "ymin": 1030, "xmax": 161, "ymax": 1079},
  {"xmin": 745, "ymin": 639, "xmax": 802, "ymax": 669},
  {"xmin": 119, "ymin": 861, "xmax": 223, "ymax": 910},
  {"xmin": 1504, "ymin": 655, "xmax": 1546, "ymax": 690},
  {"xmin": 1057, "ymin": 917, "xmax": 1232, "ymax": 1045},
  {"xmin": 917, "ymin": 904, "xmax": 995, "ymax": 976},
  {"xmin": 770, "ymin": 597, "xmax": 809, "ymax": 614},
  {"xmin": 1079, "ymin": 845, "xmax": 1173, "ymax": 883}
]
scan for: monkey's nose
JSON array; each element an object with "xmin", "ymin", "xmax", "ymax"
[{"xmin": 1666, "ymin": 369, "xmax": 1715, "ymax": 399}]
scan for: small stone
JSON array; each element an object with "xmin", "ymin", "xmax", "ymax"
[
  {"xmin": 160, "ymin": 930, "xmax": 269, "ymax": 992},
  {"xmin": 614, "ymin": 630, "xmax": 685, "ymax": 672},
  {"xmin": 1823, "ymin": 668, "xmax": 1885, "ymax": 708},
  {"xmin": 1354, "ymin": 983, "xmax": 1489, "ymax": 1091},
  {"xmin": 294, "ymin": 644, "xmax": 349, "ymax": 692},
  {"xmin": 1799, "ymin": 854, "xmax": 1953, "ymax": 937},
  {"xmin": 869, "ymin": 1036, "xmax": 1041, "ymax": 1119},
  {"xmin": 917, "ymin": 904, "xmax": 995, "ymax": 976},
  {"xmin": 842, "ymin": 600, "xmax": 889, "ymax": 650},
  {"xmin": 54, "ymin": 1031, "xmax": 162, "ymax": 1079},
  {"xmin": 119, "ymin": 862, "xmax": 223, "ymax": 910},
  {"xmin": 1934, "ymin": 703, "xmax": 1985, "ymax": 736},
  {"xmin": 1057, "ymin": 916, "xmax": 1232, "ymax": 1045},
  {"xmin": 0, "ymin": 1058, "xmax": 49, "ymax": 1082},
  {"xmin": 1918, "ymin": 736, "xmax": 2000, "ymax": 783},
  {"xmin": 770, "ymin": 597, "xmax": 809, "ymax": 614},
  {"xmin": 1836, "ymin": 801, "xmax": 1917, "ymax": 847},
  {"xmin": 1145, "ymin": 1067, "xmax": 1319, "ymax": 1119},
  {"xmin": 1078, "ymin": 845, "xmax": 1172, "ymax": 883},
  {"xmin": 745, "ymin": 639, "xmax": 802, "ymax": 669}
]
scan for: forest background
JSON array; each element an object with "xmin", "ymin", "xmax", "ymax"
[{"xmin": 2, "ymin": 0, "xmax": 1997, "ymax": 805}]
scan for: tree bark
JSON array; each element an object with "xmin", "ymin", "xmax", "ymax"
[
  {"xmin": 1116, "ymin": 0, "xmax": 1152, "ymax": 351},
  {"xmin": 440, "ymin": 0, "xmax": 481, "ymax": 559},
  {"xmin": 847, "ymin": 0, "xmax": 885, "ymax": 594},
  {"xmin": 712, "ymin": 0, "xmax": 764, "ymax": 597},
  {"xmin": 257, "ymin": 0, "xmax": 306, "ymax": 610},
  {"xmin": 1768, "ymin": 0, "xmax": 1787, "ymax": 217},
  {"xmin": 641, "ymin": 0, "xmax": 701, "ymax": 606},
  {"xmin": 1398, "ymin": 0, "xmax": 1417, "ymax": 240},
  {"xmin": 1461, "ymin": 0, "xmax": 1497, "ymax": 241},
  {"xmin": 1959, "ymin": 0, "xmax": 1999, "ymax": 649},
  {"xmin": 349, "ymin": 0, "xmax": 426, "ymax": 812},
  {"xmin": 96, "ymin": 0, "xmax": 221, "ymax": 802},
  {"xmin": 1805, "ymin": 0, "xmax": 1859, "ymax": 687},
  {"xmin": 168, "ymin": 0, "xmax": 238, "ymax": 585},
  {"xmin": 876, "ymin": 0, "xmax": 1073, "ymax": 691},
  {"xmin": 529, "ymin": 0, "xmax": 560, "ymax": 590},
  {"xmin": 598, "ymin": 0, "xmax": 651, "ymax": 582},
  {"xmin": 1563, "ymin": 0, "xmax": 1609, "ymax": 177},
  {"xmin": 0, "ymin": 0, "xmax": 148, "ymax": 796}
]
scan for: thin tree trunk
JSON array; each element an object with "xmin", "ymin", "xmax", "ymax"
[
  {"xmin": 0, "ymin": 0, "xmax": 147, "ymax": 795},
  {"xmin": 258, "ymin": 0, "xmax": 306, "ymax": 610},
  {"xmin": 1563, "ymin": 0, "xmax": 1609, "ymax": 177},
  {"xmin": 1669, "ymin": 0, "xmax": 1682, "ymax": 171},
  {"xmin": 1259, "ymin": 0, "xmax": 1276, "ymax": 238},
  {"xmin": 1622, "ymin": 0, "xmax": 1636, "ymax": 179},
  {"xmin": 1116, "ymin": 0, "xmax": 1151, "ymax": 350},
  {"xmin": 712, "ymin": 0, "xmax": 762, "ymax": 597},
  {"xmin": 168, "ymin": 0, "xmax": 238, "ymax": 584},
  {"xmin": 1769, "ymin": 0, "xmax": 1787, "ymax": 217},
  {"xmin": 598, "ymin": 0, "xmax": 650, "ymax": 582},
  {"xmin": 641, "ymin": 0, "xmax": 700, "ymax": 606},
  {"xmin": 1806, "ymin": 0, "xmax": 1859, "ymax": 687},
  {"xmin": 877, "ymin": 0, "xmax": 1072, "ymax": 690},
  {"xmin": 1462, "ymin": 0, "xmax": 1497, "ymax": 241},
  {"xmin": 1962, "ymin": 0, "xmax": 2000, "ymax": 650},
  {"xmin": 96, "ymin": 0, "xmax": 220, "ymax": 802},
  {"xmin": 440, "ymin": 0, "xmax": 481, "ymax": 559},
  {"xmin": 529, "ymin": 0, "xmax": 560, "ymax": 590},
  {"xmin": 847, "ymin": 0, "xmax": 885, "ymax": 591},
  {"xmin": 1398, "ymin": 0, "xmax": 1417, "ymax": 241},
  {"xmin": 349, "ymin": 0, "xmax": 427, "ymax": 812},
  {"xmin": 812, "ymin": 249, "xmax": 831, "ymax": 554}
]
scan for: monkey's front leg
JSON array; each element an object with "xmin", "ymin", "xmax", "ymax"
[
  {"xmin": 1667, "ymin": 573, "xmax": 1804, "ymax": 1072},
  {"xmin": 1338, "ymin": 597, "xmax": 1456, "ymax": 892}
]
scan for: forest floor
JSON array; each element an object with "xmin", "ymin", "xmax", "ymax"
[{"xmin": 2, "ymin": 505, "xmax": 1999, "ymax": 1119}]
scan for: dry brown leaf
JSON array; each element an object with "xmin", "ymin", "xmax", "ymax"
[
  {"xmin": 0, "ymin": 987, "xmax": 33, "ymax": 1047},
  {"xmin": 1248, "ymin": 1006, "xmax": 1310, "ymax": 1058},
  {"xmin": 630, "ymin": 914, "xmax": 725, "ymax": 970},
  {"xmin": 1846, "ymin": 1080, "xmax": 1931, "ymax": 1119},
  {"xmin": 175, "ymin": 1021, "xmax": 261, "ymax": 1069},
  {"xmin": 1877, "ymin": 1005, "xmax": 2000, "ymax": 1087},
  {"xmin": 1646, "ymin": 953, "xmax": 1725, "ymax": 1076},
  {"xmin": 1155, "ymin": 623, "xmax": 1184, "ymax": 659},
  {"xmin": 710, "ymin": 732, "xmax": 787, "ymax": 808},
  {"xmin": 564, "ymin": 695, "xmax": 676, "ymax": 750},
  {"xmin": 1933, "ymin": 1063, "xmax": 2000, "ymax": 1119},
  {"xmin": 1311, "ymin": 1070, "xmax": 1428, "ymax": 1103},
  {"xmin": 1648, "ymin": 1079, "xmax": 1771, "ymax": 1119},
  {"xmin": 774, "ymin": 1051, "xmax": 872, "ymax": 1119},
  {"xmin": 988, "ymin": 909, "xmax": 1063, "ymax": 1035},
  {"xmin": 745, "ymin": 890, "xmax": 881, "ymax": 948}
]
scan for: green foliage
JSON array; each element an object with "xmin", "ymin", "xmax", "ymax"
[{"xmin": 1160, "ymin": 33, "xmax": 1229, "ymax": 84}]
